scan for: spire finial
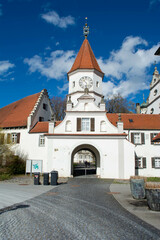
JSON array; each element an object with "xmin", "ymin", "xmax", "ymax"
[
  {"xmin": 83, "ymin": 17, "xmax": 89, "ymax": 39},
  {"xmin": 143, "ymin": 94, "xmax": 145, "ymax": 102}
]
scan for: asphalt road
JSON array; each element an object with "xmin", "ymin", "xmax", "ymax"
[{"xmin": 0, "ymin": 178, "xmax": 160, "ymax": 240}]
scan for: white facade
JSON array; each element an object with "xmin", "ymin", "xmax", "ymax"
[{"xmin": 1, "ymin": 40, "xmax": 160, "ymax": 179}]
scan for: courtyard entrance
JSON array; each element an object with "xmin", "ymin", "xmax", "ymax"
[{"xmin": 71, "ymin": 144, "xmax": 100, "ymax": 177}]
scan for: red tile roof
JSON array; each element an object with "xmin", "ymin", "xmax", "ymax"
[
  {"xmin": 153, "ymin": 133, "xmax": 160, "ymax": 142},
  {"xmin": 30, "ymin": 122, "xmax": 49, "ymax": 133},
  {"xmin": 0, "ymin": 92, "xmax": 41, "ymax": 128},
  {"xmin": 107, "ymin": 113, "xmax": 160, "ymax": 130},
  {"xmin": 55, "ymin": 121, "xmax": 62, "ymax": 127},
  {"xmin": 68, "ymin": 39, "xmax": 104, "ymax": 75}
]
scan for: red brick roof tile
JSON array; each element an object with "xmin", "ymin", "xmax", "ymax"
[
  {"xmin": 107, "ymin": 113, "xmax": 160, "ymax": 130},
  {"xmin": 68, "ymin": 39, "xmax": 103, "ymax": 75},
  {"xmin": 0, "ymin": 92, "xmax": 41, "ymax": 128},
  {"xmin": 30, "ymin": 122, "xmax": 49, "ymax": 133}
]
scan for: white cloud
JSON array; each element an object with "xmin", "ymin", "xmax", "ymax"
[
  {"xmin": 55, "ymin": 41, "xmax": 60, "ymax": 46},
  {"xmin": 98, "ymin": 36, "xmax": 160, "ymax": 98},
  {"xmin": 24, "ymin": 50, "xmax": 75, "ymax": 80},
  {"xmin": 57, "ymin": 82, "xmax": 69, "ymax": 93},
  {"xmin": 41, "ymin": 11, "xmax": 75, "ymax": 29},
  {"xmin": 150, "ymin": 0, "xmax": 160, "ymax": 6},
  {"xmin": 0, "ymin": 61, "xmax": 15, "ymax": 75}
]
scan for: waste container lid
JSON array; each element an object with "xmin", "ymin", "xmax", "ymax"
[
  {"xmin": 51, "ymin": 171, "xmax": 58, "ymax": 173},
  {"xmin": 34, "ymin": 172, "xmax": 40, "ymax": 174}
]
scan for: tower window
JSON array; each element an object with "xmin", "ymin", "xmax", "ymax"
[
  {"xmin": 154, "ymin": 89, "xmax": 157, "ymax": 96},
  {"xmin": 73, "ymin": 81, "xmax": 75, "ymax": 88},
  {"xmin": 150, "ymin": 108, "xmax": 154, "ymax": 114},
  {"xmin": 96, "ymin": 81, "xmax": 99, "ymax": 87}
]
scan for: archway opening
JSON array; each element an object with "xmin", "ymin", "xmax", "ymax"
[{"xmin": 71, "ymin": 144, "xmax": 100, "ymax": 177}]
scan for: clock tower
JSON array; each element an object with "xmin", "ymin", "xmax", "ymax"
[{"xmin": 67, "ymin": 22, "xmax": 104, "ymax": 107}]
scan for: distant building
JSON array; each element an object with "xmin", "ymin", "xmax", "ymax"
[{"xmin": 136, "ymin": 66, "xmax": 160, "ymax": 114}]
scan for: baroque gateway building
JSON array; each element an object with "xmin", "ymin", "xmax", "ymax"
[{"xmin": 0, "ymin": 26, "xmax": 160, "ymax": 179}]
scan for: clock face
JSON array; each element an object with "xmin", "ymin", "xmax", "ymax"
[{"xmin": 79, "ymin": 76, "xmax": 93, "ymax": 89}]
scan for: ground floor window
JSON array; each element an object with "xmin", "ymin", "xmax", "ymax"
[
  {"xmin": 39, "ymin": 135, "xmax": 45, "ymax": 147},
  {"xmin": 152, "ymin": 157, "xmax": 160, "ymax": 168},
  {"xmin": 135, "ymin": 157, "xmax": 146, "ymax": 169}
]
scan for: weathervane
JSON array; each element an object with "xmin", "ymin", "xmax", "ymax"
[
  {"xmin": 154, "ymin": 61, "xmax": 157, "ymax": 66},
  {"xmin": 83, "ymin": 17, "xmax": 89, "ymax": 39}
]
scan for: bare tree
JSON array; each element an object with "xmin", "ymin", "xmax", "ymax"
[
  {"xmin": 51, "ymin": 96, "xmax": 66, "ymax": 121},
  {"xmin": 106, "ymin": 94, "xmax": 136, "ymax": 113}
]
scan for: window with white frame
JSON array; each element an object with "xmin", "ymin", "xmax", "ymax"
[
  {"xmin": 81, "ymin": 118, "xmax": 90, "ymax": 131},
  {"xmin": 155, "ymin": 158, "xmax": 160, "ymax": 168},
  {"xmin": 135, "ymin": 157, "xmax": 143, "ymax": 168},
  {"xmin": 11, "ymin": 133, "xmax": 17, "ymax": 143},
  {"xmin": 135, "ymin": 157, "xmax": 146, "ymax": 169},
  {"xmin": 39, "ymin": 135, "xmax": 45, "ymax": 147},
  {"xmin": 134, "ymin": 133, "xmax": 141, "ymax": 144}
]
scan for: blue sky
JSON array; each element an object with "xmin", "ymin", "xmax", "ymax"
[{"xmin": 0, "ymin": 0, "xmax": 160, "ymax": 108}]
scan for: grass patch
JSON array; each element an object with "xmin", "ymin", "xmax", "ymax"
[
  {"xmin": 0, "ymin": 173, "xmax": 11, "ymax": 181},
  {"xmin": 147, "ymin": 177, "xmax": 160, "ymax": 182}
]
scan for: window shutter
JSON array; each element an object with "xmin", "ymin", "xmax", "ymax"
[
  {"xmin": 91, "ymin": 118, "xmax": 95, "ymax": 132},
  {"xmin": 141, "ymin": 133, "xmax": 145, "ymax": 144},
  {"xmin": 150, "ymin": 133, "xmax": 154, "ymax": 144},
  {"xmin": 0, "ymin": 133, "xmax": 4, "ymax": 145},
  {"xmin": 7, "ymin": 134, "xmax": 11, "ymax": 144},
  {"xmin": 135, "ymin": 159, "xmax": 138, "ymax": 168},
  {"xmin": 131, "ymin": 133, "xmax": 134, "ymax": 143},
  {"xmin": 17, "ymin": 133, "xmax": 20, "ymax": 144},
  {"xmin": 152, "ymin": 158, "xmax": 155, "ymax": 168},
  {"xmin": 77, "ymin": 118, "xmax": 81, "ymax": 132},
  {"xmin": 142, "ymin": 157, "xmax": 146, "ymax": 168}
]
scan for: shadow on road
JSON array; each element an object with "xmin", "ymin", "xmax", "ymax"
[{"xmin": 0, "ymin": 204, "xmax": 30, "ymax": 215}]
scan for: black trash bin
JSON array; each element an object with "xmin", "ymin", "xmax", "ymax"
[
  {"xmin": 43, "ymin": 172, "xmax": 49, "ymax": 185},
  {"xmin": 34, "ymin": 173, "xmax": 40, "ymax": 185},
  {"xmin": 51, "ymin": 171, "xmax": 58, "ymax": 185}
]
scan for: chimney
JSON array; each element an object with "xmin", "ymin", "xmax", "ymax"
[
  {"xmin": 136, "ymin": 103, "xmax": 141, "ymax": 114},
  {"xmin": 48, "ymin": 114, "xmax": 54, "ymax": 133},
  {"xmin": 117, "ymin": 113, "xmax": 124, "ymax": 133}
]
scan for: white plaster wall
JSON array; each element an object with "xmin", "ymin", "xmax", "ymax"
[
  {"xmin": 2, "ymin": 128, "xmax": 47, "ymax": 172},
  {"xmin": 68, "ymin": 70, "xmax": 102, "ymax": 106},
  {"xmin": 68, "ymin": 92, "xmax": 101, "ymax": 107},
  {"xmin": 147, "ymin": 98, "xmax": 160, "ymax": 114},
  {"xmin": 54, "ymin": 112, "xmax": 118, "ymax": 134},
  {"xmin": 69, "ymin": 71, "xmax": 102, "ymax": 94},
  {"xmin": 45, "ymin": 136, "xmax": 134, "ymax": 179},
  {"xmin": 126, "ymin": 130, "xmax": 160, "ymax": 177},
  {"xmin": 123, "ymin": 140, "xmax": 135, "ymax": 179}
]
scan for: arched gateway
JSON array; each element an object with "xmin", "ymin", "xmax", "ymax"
[{"xmin": 71, "ymin": 144, "xmax": 100, "ymax": 177}]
